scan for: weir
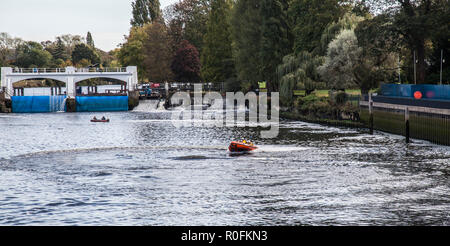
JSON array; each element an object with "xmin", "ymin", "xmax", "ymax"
[{"xmin": 0, "ymin": 66, "xmax": 138, "ymax": 113}]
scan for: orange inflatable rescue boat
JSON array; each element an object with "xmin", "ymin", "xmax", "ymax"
[{"xmin": 229, "ymin": 140, "xmax": 258, "ymax": 152}]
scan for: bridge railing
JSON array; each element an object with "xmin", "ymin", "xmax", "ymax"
[
  {"xmin": 10, "ymin": 67, "xmax": 128, "ymax": 74},
  {"xmin": 11, "ymin": 68, "xmax": 67, "ymax": 73},
  {"xmin": 75, "ymin": 67, "xmax": 127, "ymax": 73}
]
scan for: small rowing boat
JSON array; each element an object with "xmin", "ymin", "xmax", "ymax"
[{"xmin": 91, "ymin": 118, "xmax": 110, "ymax": 123}]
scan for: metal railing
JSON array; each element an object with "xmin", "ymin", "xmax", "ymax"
[
  {"xmin": 360, "ymin": 94, "xmax": 450, "ymax": 145},
  {"xmin": 10, "ymin": 67, "xmax": 128, "ymax": 74},
  {"xmin": 11, "ymin": 68, "xmax": 67, "ymax": 73},
  {"xmin": 75, "ymin": 67, "xmax": 127, "ymax": 73}
]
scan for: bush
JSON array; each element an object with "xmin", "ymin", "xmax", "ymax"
[
  {"xmin": 335, "ymin": 91, "xmax": 348, "ymax": 105},
  {"xmin": 294, "ymin": 93, "xmax": 359, "ymax": 121}
]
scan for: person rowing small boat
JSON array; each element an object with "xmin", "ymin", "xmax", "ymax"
[{"xmin": 91, "ymin": 116, "xmax": 110, "ymax": 123}]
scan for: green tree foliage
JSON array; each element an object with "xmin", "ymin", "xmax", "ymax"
[
  {"xmin": 52, "ymin": 37, "xmax": 67, "ymax": 61},
  {"xmin": 144, "ymin": 23, "xmax": 174, "ymax": 83},
  {"xmin": 231, "ymin": 0, "xmax": 262, "ymax": 88},
  {"xmin": 96, "ymin": 49, "xmax": 115, "ymax": 67},
  {"xmin": 201, "ymin": 0, "xmax": 234, "ymax": 83},
  {"xmin": 86, "ymin": 32, "xmax": 95, "ymax": 48},
  {"xmin": 131, "ymin": 0, "xmax": 162, "ymax": 27},
  {"xmin": 318, "ymin": 30, "xmax": 361, "ymax": 90},
  {"xmin": 259, "ymin": 0, "xmax": 291, "ymax": 92},
  {"xmin": 278, "ymin": 52, "xmax": 324, "ymax": 105},
  {"xmin": 118, "ymin": 26, "xmax": 149, "ymax": 80},
  {"xmin": 71, "ymin": 43, "xmax": 100, "ymax": 66},
  {"xmin": 168, "ymin": 0, "xmax": 211, "ymax": 53},
  {"xmin": 15, "ymin": 41, "xmax": 52, "ymax": 68},
  {"xmin": 319, "ymin": 13, "xmax": 365, "ymax": 56},
  {"xmin": 289, "ymin": 0, "xmax": 345, "ymax": 55},
  {"xmin": 58, "ymin": 34, "xmax": 84, "ymax": 55},
  {"xmin": 166, "ymin": 20, "xmax": 184, "ymax": 58},
  {"xmin": 171, "ymin": 40, "xmax": 201, "ymax": 82},
  {"xmin": 279, "ymin": 10, "xmax": 368, "ymax": 105},
  {"xmin": 320, "ymin": 28, "xmax": 397, "ymax": 94},
  {"xmin": 358, "ymin": 0, "xmax": 449, "ymax": 83},
  {"xmin": 0, "ymin": 33, "xmax": 23, "ymax": 66}
]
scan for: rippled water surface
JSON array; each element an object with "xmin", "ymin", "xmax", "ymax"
[{"xmin": 1, "ymin": 103, "xmax": 450, "ymax": 225}]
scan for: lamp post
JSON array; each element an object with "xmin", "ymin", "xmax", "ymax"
[
  {"xmin": 440, "ymin": 49, "xmax": 445, "ymax": 85},
  {"xmin": 398, "ymin": 54, "xmax": 401, "ymax": 84},
  {"xmin": 413, "ymin": 51, "xmax": 417, "ymax": 84}
]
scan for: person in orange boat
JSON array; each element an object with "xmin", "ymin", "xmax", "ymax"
[{"xmin": 242, "ymin": 139, "xmax": 254, "ymax": 146}]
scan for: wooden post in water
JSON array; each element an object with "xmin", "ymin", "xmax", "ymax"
[
  {"xmin": 405, "ymin": 107, "xmax": 410, "ymax": 144},
  {"xmin": 369, "ymin": 93, "xmax": 374, "ymax": 135}
]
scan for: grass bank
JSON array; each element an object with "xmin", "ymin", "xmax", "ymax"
[
  {"xmin": 280, "ymin": 92, "xmax": 365, "ymax": 128},
  {"xmin": 280, "ymin": 111, "xmax": 366, "ymax": 128}
]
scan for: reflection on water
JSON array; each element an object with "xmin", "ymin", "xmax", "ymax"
[{"xmin": 0, "ymin": 107, "xmax": 449, "ymax": 225}]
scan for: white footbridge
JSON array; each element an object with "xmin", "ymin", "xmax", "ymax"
[{"xmin": 1, "ymin": 66, "xmax": 138, "ymax": 98}]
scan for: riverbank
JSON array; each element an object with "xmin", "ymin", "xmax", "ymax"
[
  {"xmin": 282, "ymin": 101, "xmax": 450, "ymax": 146},
  {"xmin": 280, "ymin": 92, "xmax": 365, "ymax": 128},
  {"xmin": 280, "ymin": 111, "xmax": 366, "ymax": 128}
]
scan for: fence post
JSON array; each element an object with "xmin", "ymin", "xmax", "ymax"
[
  {"xmin": 369, "ymin": 93, "xmax": 374, "ymax": 135},
  {"xmin": 405, "ymin": 107, "xmax": 410, "ymax": 144}
]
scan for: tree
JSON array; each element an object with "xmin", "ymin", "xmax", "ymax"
[
  {"xmin": 278, "ymin": 52, "xmax": 324, "ymax": 105},
  {"xmin": 259, "ymin": 0, "xmax": 291, "ymax": 92},
  {"xmin": 86, "ymin": 32, "xmax": 95, "ymax": 48},
  {"xmin": 171, "ymin": 40, "xmax": 201, "ymax": 82},
  {"xmin": 201, "ymin": 0, "xmax": 234, "ymax": 83},
  {"xmin": 0, "ymin": 33, "xmax": 23, "ymax": 66},
  {"xmin": 58, "ymin": 34, "xmax": 84, "ymax": 55},
  {"xmin": 71, "ymin": 43, "xmax": 100, "ymax": 66},
  {"xmin": 131, "ymin": 0, "xmax": 162, "ymax": 27},
  {"xmin": 318, "ymin": 30, "xmax": 361, "ymax": 90},
  {"xmin": 166, "ymin": 18, "xmax": 184, "ymax": 54},
  {"xmin": 168, "ymin": 0, "xmax": 211, "ymax": 53},
  {"xmin": 143, "ymin": 23, "xmax": 174, "ymax": 83},
  {"xmin": 319, "ymin": 13, "xmax": 365, "ymax": 56},
  {"xmin": 15, "ymin": 41, "xmax": 52, "ymax": 68},
  {"xmin": 231, "ymin": 0, "xmax": 263, "ymax": 88},
  {"xmin": 289, "ymin": 0, "xmax": 346, "ymax": 55},
  {"xmin": 52, "ymin": 37, "xmax": 67, "ymax": 61},
  {"xmin": 357, "ymin": 0, "xmax": 449, "ymax": 83},
  {"xmin": 319, "ymin": 28, "xmax": 397, "ymax": 94},
  {"xmin": 118, "ymin": 26, "xmax": 149, "ymax": 80},
  {"xmin": 1, "ymin": 33, "xmax": 23, "ymax": 65}
]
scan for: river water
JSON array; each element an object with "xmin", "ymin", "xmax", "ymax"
[{"xmin": 0, "ymin": 101, "xmax": 449, "ymax": 226}]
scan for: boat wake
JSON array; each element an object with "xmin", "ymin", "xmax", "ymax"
[
  {"xmin": 6, "ymin": 145, "xmax": 229, "ymax": 160},
  {"xmin": 255, "ymin": 145, "xmax": 310, "ymax": 153}
]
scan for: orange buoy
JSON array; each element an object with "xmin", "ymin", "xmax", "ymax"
[{"xmin": 414, "ymin": 91, "xmax": 422, "ymax": 100}]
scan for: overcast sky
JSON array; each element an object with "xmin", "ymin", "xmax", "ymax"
[{"xmin": 0, "ymin": 0, "xmax": 178, "ymax": 51}]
